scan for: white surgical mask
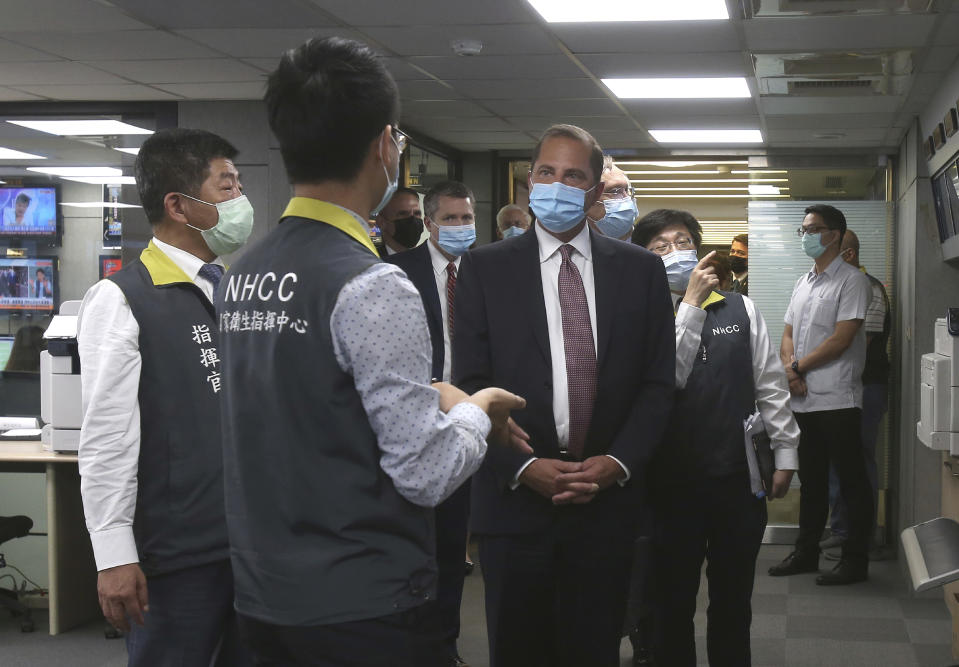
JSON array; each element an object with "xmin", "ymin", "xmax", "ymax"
[{"xmin": 179, "ymin": 193, "xmax": 254, "ymax": 256}]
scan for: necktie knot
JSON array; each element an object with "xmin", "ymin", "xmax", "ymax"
[
  {"xmin": 559, "ymin": 244, "xmax": 574, "ymax": 262},
  {"xmin": 199, "ymin": 263, "xmax": 224, "ymax": 293}
]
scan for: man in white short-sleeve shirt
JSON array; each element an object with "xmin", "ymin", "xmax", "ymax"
[{"xmin": 768, "ymin": 204, "xmax": 873, "ymax": 586}]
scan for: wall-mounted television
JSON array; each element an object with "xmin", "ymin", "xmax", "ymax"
[
  {"xmin": 99, "ymin": 255, "xmax": 122, "ymax": 279},
  {"xmin": 0, "ymin": 186, "xmax": 59, "ymax": 241},
  {"xmin": 931, "ymin": 156, "xmax": 959, "ymax": 261},
  {"xmin": 102, "ymin": 184, "xmax": 122, "ymax": 248},
  {"xmin": 0, "ymin": 257, "xmax": 57, "ymax": 313}
]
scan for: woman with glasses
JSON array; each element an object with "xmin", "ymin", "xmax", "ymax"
[{"xmin": 631, "ymin": 209, "xmax": 800, "ymax": 667}]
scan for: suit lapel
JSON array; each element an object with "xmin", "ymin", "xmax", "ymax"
[
  {"xmin": 591, "ymin": 231, "xmax": 616, "ymax": 370},
  {"xmin": 512, "ymin": 231, "xmax": 551, "ymax": 366},
  {"xmin": 412, "ymin": 243, "xmax": 444, "ymax": 337}
]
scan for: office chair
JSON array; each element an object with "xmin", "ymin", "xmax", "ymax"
[{"xmin": 0, "ymin": 515, "xmax": 35, "ymax": 632}]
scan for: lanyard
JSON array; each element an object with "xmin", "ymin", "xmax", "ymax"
[{"xmin": 281, "ymin": 197, "xmax": 378, "ymax": 258}]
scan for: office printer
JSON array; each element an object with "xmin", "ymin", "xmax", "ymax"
[
  {"xmin": 40, "ymin": 301, "xmax": 82, "ymax": 453},
  {"xmin": 918, "ymin": 317, "xmax": 959, "ymax": 454}
]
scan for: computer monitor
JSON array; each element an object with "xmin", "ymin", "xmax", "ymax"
[{"xmin": 0, "ymin": 336, "xmax": 13, "ymax": 370}]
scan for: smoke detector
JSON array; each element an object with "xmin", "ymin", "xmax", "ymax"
[{"xmin": 451, "ymin": 39, "xmax": 483, "ymax": 56}]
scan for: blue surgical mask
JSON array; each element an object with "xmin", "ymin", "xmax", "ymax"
[
  {"xmin": 437, "ymin": 223, "xmax": 476, "ymax": 256},
  {"xmin": 180, "ymin": 193, "xmax": 255, "ymax": 256},
  {"xmin": 662, "ymin": 249, "xmax": 698, "ymax": 292},
  {"xmin": 529, "ymin": 181, "xmax": 595, "ymax": 233},
  {"xmin": 502, "ymin": 225, "xmax": 525, "ymax": 239},
  {"xmin": 595, "ymin": 197, "xmax": 638, "ymax": 238},
  {"xmin": 370, "ymin": 135, "xmax": 401, "ymax": 218},
  {"xmin": 802, "ymin": 231, "xmax": 829, "ymax": 259}
]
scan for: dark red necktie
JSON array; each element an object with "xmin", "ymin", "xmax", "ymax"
[
  {"xmin": 558, "ymin": 244, "xmax": 596, "ymax": 459},
  {"xmin": 446, "ymin": 262, "xmax": 456, "ymax": 341}
]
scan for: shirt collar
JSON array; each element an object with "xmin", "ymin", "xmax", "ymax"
[
  {"xmin": 151, "ymin": 236, "xmax": 223, "ymax": 282},
  {"xmin": 534, "ymin": 220, "xmax": 592, "ymax": 264},
  {"xmin": 806, "ymin": 253, "xmax": 845, "ymax": 281},
  {"xmin": 427, "ymin": 237, "xmax": 459, "ymax": 275}
]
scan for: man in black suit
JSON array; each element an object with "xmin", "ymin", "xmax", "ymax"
[
  {"xmin": 388, "ymin": 180, "xmax": 478, "ymax": 667},
  {"xmin": 375, "ymin": 187, "xmax": 423, "ymax": 258},
  {"xmin": 453, "ymin": 124, "xmax": 675, "ymax": 667}
]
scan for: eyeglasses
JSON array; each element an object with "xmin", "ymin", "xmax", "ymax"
[
  {"xmin": 796, "ymin": 225, "xmax": 829, "ymax": 238},
  {"xmin": 602, "ymin": 185, "xmax": 634, "ymax": 201},
  {"xmin": 650, "ymin": 237, "xmax": 694, "ymax": 255},
  {"xmin": 392, "ymin": 127, "xmax": 409, "ymax": 153}
]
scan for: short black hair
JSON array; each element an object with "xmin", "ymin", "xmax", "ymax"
[
  {"xmin": 424, "ymin": 181, "xmax": 474, "ymax": 220},
  {"xmin": 632, "ymin": 209, "xmax": 703, "ymax": 249},
  {"xmin": 15, "ymin": 193, "xmax": 30, "ymax": 205},
  {"xmin": 804, "ymin": 204, "xmax": 846, "ymax": 241},
  {"xmin": 265, "ymin": 36, "xmax": 400, "ymax": 184},
  {"xmin": 732, "ymin": 233, "xmax": 748, "ymax": 247},
  {"xmin": 135, "ymin": 128, "xmax": 238, "ymax": 224},
  {"xmin": 531, "ymin": 124, "xmax": 604, "ymax": 184},
  {"xmin": 394, "ymin": 187, "xmax": 420, "ymax": 201},
  {"xmin": 35, "ymin": 268, "xmax": 45, "ymax": 276}
]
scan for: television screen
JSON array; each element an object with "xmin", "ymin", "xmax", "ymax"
[
  {"xmin": 103, "ymin": 184, "xmax": 122, "ymax": 248},
  {"xmin": 0, "ymin": 186, "xmax": 58, "ymax": 238},
  {"xmin": 99, "ymin": 255, "xmax": 122, "ymax": 279},
  {"xmin": 0, "ymin": 336, "xmax": 14, "ymax": 369},
  {"xmin": 0, "ymin": 257, "xmax": 56, "ymax": 312}
]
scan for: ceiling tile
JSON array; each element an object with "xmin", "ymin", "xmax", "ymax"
[
  {"xmin": 360, "ymin": 24, "xmax": 559, "ymax": 57},
  {"xmin": 110, "ymin": 0, "xmax": 337, "ymax": 29},
  {"xmin": 483, "ymin": 98, "xmax": 622, "ymax": 116},
  {"xmin": 0, "ymin": 38, "xmax": 63, "ymax": 63},
  {"xmin": 399, "ymin": 100, "xmax": 493, "ymax": 117},
  {"xmin": 3, "ymin": 30, "xmax": 222, "ymax": 60},
  {"xmin": 449, "ymin": 78, "xmax": 602, "ymax": 100},
  {"xmin": 0, "ymin": 0, "xmax": 151, "ymax": 31},
  {"xmin": 316, "ymin": 0, "xmax": 533, "ymax": 26},
  {"xmin": 549, "ymin": 21, "xmax": 741, "ymax": 55},
  {"xmin": 744, "ymin": 15, "xmax": 937, "ymax": 51},
  {"xmin": 933, "ymin": 14, "xmax": 959, "ymax": 45},
  {"xmin": 767, "ymin": 128, "xmax": 888, "ymax": 143},
  {"xmin": 764, "ymin": 113, "xmax": 895, "ymax": 129},
  {"xmin": 0, "ymin": 86, "xmax": 46, "ymax": 101},
  {"xmin": 759, "ymin": 96, "xmax": 903, "ymax": 115},
  {"xmin": 174, "ymin": 28, "xmax": 366, "ymax": 59},
  {"xmin": 9, "ymin": 83, "xmax": 180, "ymax": 100},
  {"xmin": 921, "ymin": 46, "xmax": 959, "ymax": 73},
  {"xmin": 503, "ymin": 116, "xmax": 637, "ymax": 132},
  {"xmin": 92, "ymin": 59, "xmax": 267, "ymax": 84},
  {"xmin": 403, "ymin": 116, "xmax": 515, "ymax": 132},
  {"xmin": 427, "ymin": 131, "xmax": 535, "ymax": 144},
  {"xmin": 399, "ymin": 80, "xmax": 464, "ymax": 101},
  {"xmin": 0, "ymin": 62, "xmax": 128, "ymax": 86},
  {"xmin": 577, "ymin": 53, "xmax": 748, "ymax": 78},
  {"xmin": 153, "ymin": 82, "xmax": 266, "ymax": 99},
  {"xmin": 634, "ymin": 115, "xmax": 762, "ymax": 130},
  {"xmin": 407, "ymin": 55, "xmax": 582, "ymax": 80}
]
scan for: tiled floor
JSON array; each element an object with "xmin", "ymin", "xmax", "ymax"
[{"xmin": 458, "ymin": 544, "xmax": 958, "ymax": 667}]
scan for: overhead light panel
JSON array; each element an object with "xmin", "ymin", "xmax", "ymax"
[
  {"xmin": 603, "ymin": 77, "xmax": 750, "ymax": 99},
  {"xmin": 8, "ymin": 120, "xmax": 153, "ymax": 136},
  {"xmin": 650, "ymin": 129, "xmax": 764, "ymax": 143},
  {"xmin": 617, "ymin": 160, "xmax": 748, "ymax": 167},
  {"xmin": 748, "ymin": 184, "xmax": 782, "ymax": 195},
  {"xmin": 0, "ymin": 147, "xmax": 46, "ymax": 160},
  {"xmin": 28, "ymin": 167, "xmax": 123, "ymax": 177},
  {"xmin": 527, "ymin": 0, "xmax": 728, "ymax": 22},
  {"xmin": 629, "ymin": 178, "xmax": 787, "ymax": 183},
  {"xmin": 60, "ymin": 201, "xmax": 141, "ymax": 209},
  {"xmin": 637, "ymin": 193, "xmax": 787, "ymax": 198},
  {"xmin": 115, "ymin": 147, "xmax": 140, "ymax": 156},
  {"xmin": 61, "ymin": 176, "xmax": 137, "ymax": 185}
]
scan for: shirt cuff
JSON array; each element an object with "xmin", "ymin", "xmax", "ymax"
[
  {"xmin": 773, "ymin": 444, "xmax": 799, "ymax": 472},
  {"xmin": 605, "ymin": 455, "xmax": 630, "ymax": 486},
  {"xmin": 89, "ymin": 526, "xmax": 139, "ymax": 571},
  {"xmin": 676, "ymin": 301, "xmax": 708, "ymax": 326},
  {"xmin": 448, "ymin": 401, "xmax": 492, "ymax": 439},
  {"xmin": 510, "ymin": 457, "xmax": 538, "ymax": 490}
]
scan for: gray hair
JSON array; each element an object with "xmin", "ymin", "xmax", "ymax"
[
  {"xmin": 423, "ymin": 180, "xmax": 475, "ymax": 220},
  {"xmin": 496, "ymin": 204, "xmax": 531, "ymax": 230}
]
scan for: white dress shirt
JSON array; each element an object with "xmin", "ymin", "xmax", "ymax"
[
  {"xmin": 426, "ymin": 239, "xmax": 460, "ymax": 383},
  {"xmin": 673, "ymin": 293, "xmax": 800, "ymax": 471},
  {"xmin": 77, "ymin": 237, "xmax": 223, "ymax": 571},
  {"xmin": 512, "ymin": 223, "xmax": 628, "ymax": 486},
  {"xmin": 784, "ymin": 254, "xmax": 870, "ymax": 412}
]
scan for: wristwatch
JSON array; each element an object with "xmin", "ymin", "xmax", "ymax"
[{"xmin": 791, "ymin": 360, "xmax": 802, "ymax": 376}]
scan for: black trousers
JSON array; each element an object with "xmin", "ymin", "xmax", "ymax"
[
  {"xmin": 237, "ymin": 603, "xmax": 447, "ymax": 667},
  {"xmin": 435, "ymin": 479, "xmax": 471, "ymax": 658},
  {"xmin": 478, "ymin": 525, "xmax": 633, "ymax": 667},
  {"xmin": 651, "ymin": 472, "xmax": 767, "ymax": 667},
  {"xmin": 795, "ymin": 408, "xmax": 873, "ymax": 564}
]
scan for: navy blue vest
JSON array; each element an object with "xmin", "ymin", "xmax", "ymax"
[{"xmin": 108, "ymin": 251, "xmax": 229, "ymax": 576}]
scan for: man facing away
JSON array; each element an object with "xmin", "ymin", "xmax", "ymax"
[
  {"xmin": 454, "ymin": 123, "xmax": 675, "ymax": 667},
  {"xmin": 216, "ymin": 36, "xmax": 528, "ymax": 667},
  {"xmin": 77, "ymin": 128, "xmax": 255, "ymax": 665}
]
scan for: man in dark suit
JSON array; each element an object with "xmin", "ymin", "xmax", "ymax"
[
  {"xmin": 388, "ymin": 179, "xmax": 478, "ymax": 667},
  {"xmin": 453, "ymin": 124, "xmax": 675, "ymax": 667},
  {"xmin": 375, "ymin": 187, "xmax": 423, "ymax": 258}
]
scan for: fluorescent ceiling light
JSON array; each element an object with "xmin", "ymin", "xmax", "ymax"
[
  {"xmin": 603, "ymin": 77, "xmax": 750, "ymax": 99},
  {"xmin": 8, "ymin": 120, "xmax": 153, "ymax": 136},
  {"xmin": 61, "ymin": 176, "xmax": 137, "ymax": 185},
  {"xmin": 629, "ymin": 178, "xmax": 787, "ymax": 183},
  {"xmin": 731, "ymin": 170, "xmax": 787, "ymax": 174},
  {"xmin": 28, "ymin": 167, "xmax": 123, "ymax": 177},
  {"xmin": 60, "ymin": 201, "xmax": 141, "ymax": 209},
  {"xmin": 0, "ymin": 147, "xmax": 46, "ymax": 160},
  {"xmin": 637, "ymin": 194, "xmax": 787, "ymax": 198},
  {"xmin": 527, "ymin": 0, "xmax": 728, "ymax": 22},
  {"xmin": 634, "ymin": 187, "xmax": 750, "ymax": 192},
  {"xmin": 650, "ymin": 129, "xmax": 764, "ymax": 143},
  {"xmin": 617, "ymin": 160, "xmax": 748, "ymax": 167},
  {"xmin": 115, "ymin": 147, "xmax": 140, "ymax": 156},
  {"xmin": 748, "ymin": 184, "xmax": 782, "ymax": 195}
]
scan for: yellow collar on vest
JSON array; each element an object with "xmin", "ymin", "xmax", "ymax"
[
  {"xmin": 281, "ymin": 197, "xmax": 378, "ymax": 258},
  {"xmin": 140, "ymin": 240, "xmax": 194, "ymax": 286},
  {"xmin": 701, "ymin": 291, "xmax": 726, "ymax": 309}
]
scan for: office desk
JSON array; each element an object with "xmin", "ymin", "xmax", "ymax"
[{"xmin": 0, "ymin": 440, "xmax": 99, "ymax": 635}]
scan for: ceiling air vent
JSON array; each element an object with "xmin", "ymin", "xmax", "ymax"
[
  {"xmin": 748, "ymin": 0, "xmax": 934, "ymax": 17},
  {"xmin": 788, "ymin": 79, "xmax": 877, "ymax": 95},
  {"xmin": 823, "ymin": 176, "xmax": 845, "ymax": 189}
]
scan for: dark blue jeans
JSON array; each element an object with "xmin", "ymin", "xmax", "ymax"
[
  {"xmin": 827, "ymin": 384, "xmax": 888, "ymax": 539},
  {"xmin": 125, "ymin": 559, "xmax": 249, "ymax": 667}
]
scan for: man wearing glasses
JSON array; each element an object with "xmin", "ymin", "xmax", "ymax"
[
  {"xmin": 585, "ymin": 156, "xmax": 638, "ymax": 240},
  {"xmin": 768, "ymin": 203, "xmax": 873, "ymax": 585}
]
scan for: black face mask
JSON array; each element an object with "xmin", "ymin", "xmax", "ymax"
[
  {"xmin": 729, "ymin": 256, "xmax": 747, "ymax": 274},
  {"xmin": 392, "ymin": 216, "xmax": 424, "ymax": 249}
]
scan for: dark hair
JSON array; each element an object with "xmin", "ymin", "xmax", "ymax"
[
  {"xmin": 631, "ymin": 209, "xmax": 703, "ymax": 249},
  {"xmin": 265, "ymin": 36, "xmax": 400, "ymax": 184},
  {"xmin": 15, "ymin": 193, "xmax": 30, "ymax": 205},
  {"xmin": 732, "ymin": 233, "xmax": 748, "ymax": 247},
  {"xmin": 394, "ymin": 187, "xmax": 420, "ymax": 201},
  {"xmin": 424, "ymin": 181, "xmax": 474, "ymax": 220},
  {"xmin": 531, "ymin": 124, "xmax": 604, "ymax": 184},
  {"xmin": 35, "ymin": 268, "xmax": 45, "ymax": 276},
  {"xmin": 135, "ymin": 128, "xmax": 238, "ymax": 224},
  {"xmin": 804, "ymin": 204, "xmax": 846, "ymax": 241}
]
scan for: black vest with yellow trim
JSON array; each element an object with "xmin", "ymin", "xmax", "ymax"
[
  {"xmin": 217, "ymin": 198, "xmax": 437, "ymax": 627},
  {"xmin": 107, "ymin": 242, "xmax": 229, "ymax": 576},
  {"xmin": 653, "ymin": 290, "xmax": 755, "ymax": 485}
]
